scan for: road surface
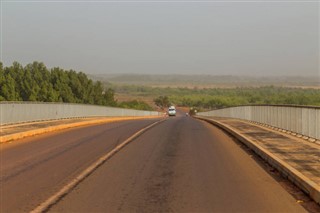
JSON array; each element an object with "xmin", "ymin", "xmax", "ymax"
[{"xmin": 1, "ymin": 115, "xmax": 306, "ymax": 212}]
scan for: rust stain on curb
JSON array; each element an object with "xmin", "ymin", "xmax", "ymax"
[
  {"xmin": 0, "ymin": 116, "xmax": 160, "ymax": 144},
  {"xmin": 195, "ymin": 116, "xmax": 320, "ymax": 205}
]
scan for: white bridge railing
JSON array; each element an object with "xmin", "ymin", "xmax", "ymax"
[
  {"xmin": 198, "ymin": 105, "xmax": 320, "ymax": 140},
  {"xmin": 0, "ymin": 102, "xmax": 160, "ymax": 125}
]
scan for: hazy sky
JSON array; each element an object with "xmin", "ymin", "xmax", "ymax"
[{"xmin": 1, "ymin": 1, "xmax": 319, "ymax": 76}]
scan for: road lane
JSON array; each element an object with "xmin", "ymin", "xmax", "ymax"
[
  {"xmin": 50, "ymin": 116, "xmax": 306, "ymax": 212},
  {"xmin": 0, "ymin": 118, "xmax": 161, "ymax": 212}
]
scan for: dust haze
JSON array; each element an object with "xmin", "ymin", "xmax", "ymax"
[{"xmin": 2, "ymin": 1, "xmax": 319, "ymax": 79}]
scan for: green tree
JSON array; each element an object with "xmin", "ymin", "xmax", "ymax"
[
  {"xmin": 1, "ymin": 74, "xmax": 18, "ymax": 100},
  {"xmin": 154, "ymin": 96, "xmax": 170, "ymax": 109},
  {"xmin": 0, "ymin": 62, "xmax": 4, "ymax": 101},
  {"xmin": 119, "ymin": 100, "xmax": 152, "ymax": 110},
  {"xmin": 103, "ymin": 88, "xmax": 116, "ymax": 106}
]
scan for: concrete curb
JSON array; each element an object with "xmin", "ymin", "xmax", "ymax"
[
  {"xmin": 0, "ymin": 116, "xmax": 161, "ymax": 144},
  {"xmin": 245, "ymin": 119, "xmax": 320, "ymax": 146},
  {"xmin": 195, "ymin": 116, "xmax": 320, "ymax": 205}
]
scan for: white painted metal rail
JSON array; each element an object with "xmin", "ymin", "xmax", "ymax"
[
  {"xmin": 198, "ymin": 105, "xmax": 320, "ymax": 140},
  {"xmin": 0, "ymin": 102, "xmax": 160, "ymax": 125}
]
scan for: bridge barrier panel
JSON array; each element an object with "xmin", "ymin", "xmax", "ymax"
[
  {"xmin": 0, "ymin": 102, "xmax": 160, "ymax": 125},
  {"xmin": 198, "ymin": 105, "xmax": 320, "ymax": 140}
]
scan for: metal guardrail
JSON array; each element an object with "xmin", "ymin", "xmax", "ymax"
[
  {"xmin": 198, "ymin": 105, "xmax": 320, "ymax": 140},
  {"xmin": 0, "ymin": 102, "xmax": 160, "ymax": 125}
]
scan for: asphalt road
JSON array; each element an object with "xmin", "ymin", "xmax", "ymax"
[
  {"xmin": 1, "ymin": 115, "xmax": 307, "ymax": 212},
  {"xmin": 0, "ymin": 118, "xmax": 160, "ymax": 212}
]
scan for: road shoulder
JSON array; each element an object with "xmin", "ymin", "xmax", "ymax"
[{"xmin": 195, "ymin": 116, "xmax": 320, "ymax": 205}]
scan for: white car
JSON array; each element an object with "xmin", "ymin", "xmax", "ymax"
[{"xmin": 168, "ymin": 106, "xmax": 176, "ymax": 116}]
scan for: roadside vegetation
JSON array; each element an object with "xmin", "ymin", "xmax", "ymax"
[
  {"xmin": 118, "ymin": 100, "xmax": 153, "ymax": 111},
  {"xmin": 2, "ymin": 62, "xmax": 319, "ymax": 111},
  {"xmin": 111, "ymin": 84, "xmax": 320, "ymax": 110},
  {"xmin": 0, "ymin": 62, "xmax": 152, "ymax": 110},
  {"xmin": 153, "ymin": 96, "xmax": 170, "ymax": 109}
]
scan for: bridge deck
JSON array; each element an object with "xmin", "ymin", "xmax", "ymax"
[{"xmin": 2, "ymin": 116, "xmax": 319, "ymax": 204}]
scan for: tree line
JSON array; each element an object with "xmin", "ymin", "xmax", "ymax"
[
  {"xmin": 2, "ymin": 61, "xmax": 319, "ymax": 110},
  {"xmin": 170, "ymin": 86, "xmax": 320, "ymax": 109},
  {"xmin": 111, "ymin": 84, "xmax": 320, "ymax": 109},
  {"xmin": 0, "ymin": 62, "xmax": 117, "ymax": 106}
]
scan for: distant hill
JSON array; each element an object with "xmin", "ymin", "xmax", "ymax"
[{"xmin": 89, "ymin": 74, "xmax": 320, "ymax": 88}]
